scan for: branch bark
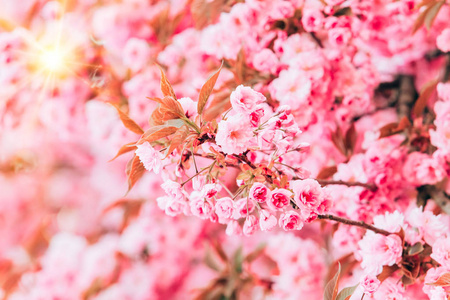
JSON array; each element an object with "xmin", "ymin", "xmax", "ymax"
[{"xmin": 317, "ymin": 214, "xmax": 392, "ymax": 236}]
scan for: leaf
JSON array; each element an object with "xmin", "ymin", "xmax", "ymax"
[
  {"xmin": 378, "ymin": 117, "xmax": 411, "ymax": 138},
  {"xmin": 412, "ymin": 1, "xmax": 444, "ymax": 33},
  {"xmin": 126, "ymin": 155, "xmax": 146, "ymax": 193},
  {"xmin": 424, "ymin": 1, "xmax": 444, "ymax": 30},
  {"xmin": 198, "ymin": 62, "xmax": 223, "ymax": 115},
  {"xmin": 232, "ymin": 247, "xmax": 244, "ymax": 274},
  {"xmin": 330, "ymin": 126, "xmax": 347, "ymax": 156},
  {"xmin": 157, "ymin": 65, "xmax": 177, "ymax": 99},
  {"xmin": 149, "ymin": 96, "xmax": 186, "ymax": 120},
  {"xmin": 413, "ymin": 78, "xmax": 439, "ymax": 118},
  {"xmin": 317, "ymin": 166, "xmax": 338, "ymax": 180},
  {"xmin": 191, "ymin": 0, "xmax": 224, "ymax": 29},
  {"xmin": 344, "ymin": 123, "xmax": 357, "ymax": 155},
  {"xmin": 203, "ymin": 91, "xmax": 232, "ymax": 121},
  {"xmin": 109, "ymin": 142, "xmax": 137, "ymax": 162},
  {"xmin": 110, "ymin": 103, "xmax": 144, "ymax": 135},
  {"xmin": 415, "ymin": 0, "xmax": 438, "ymax": 9},
  {"xmin": 324, "ymin": 263, "xmax": 341, "ymax": 300},
  {"xmin": 377, "ymin": 265, "xmax": 399, "ymax": 283},
  {"xmin": 336, "ymin": 284, "xmax": 359, "ymax": 300},
  {"xmin": 164, "ymin": 125, "xmax": 190, "ymax": 158},
  {"xmin": 427, "ymin": 272, "xmax": 450, "ymax": 286},
  {"xmin": 244, "ymin": 243, "xmax": 266, "ymax": 263},
  {"xmin": 139, "ymin": 126, "xmax": 179, "ymax": 144},
  {"xmin": 408, "ymin": 242, "xmax": 424, "ymax": 256}
]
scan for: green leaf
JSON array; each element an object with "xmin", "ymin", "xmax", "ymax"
[
  {"xmin": 408, "ymin": 242, "xmax": 424, "ymax": 256},
  {"xmin": 198, "ymin": 62, "xmax": 223, "ymax": 115},
  {"xmin": 232, "ymin": 247, "xmax": 243, "ymax": 274},
  {"xmin": 324, "ymin": 263, "xmax": 341, "ymax": 300},
  {"xmin": 336, "ymin": 284, "xmax": 358, "ymax": 300}
]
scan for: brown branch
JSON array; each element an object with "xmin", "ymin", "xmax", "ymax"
[
  {"xmin": 317, "ymin": 214, "xmax": 391, "ymax": 236},
  {"xmin": 317, "ymin": 179, "xmax": 377, "ymax": 191},
  {"xmin": 397, "ymin": 75, "xmax": 417, "ymax": 120}
]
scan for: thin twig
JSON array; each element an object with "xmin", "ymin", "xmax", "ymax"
[
  {"xmin": 317, "ymin": 179, "xmax": 377, "ymax": 191},
  {"xmin": 317, "ymin": 214, "xmax": 391, "ymax": 236}
]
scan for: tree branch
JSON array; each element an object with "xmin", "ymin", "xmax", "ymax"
[
  {"xmin": 317, "ymin": 214, "xmax": 392, "ymax": 236},
  {"xmin": 317, "ymin": 179, "xmax": 377, "ymax": 191}
]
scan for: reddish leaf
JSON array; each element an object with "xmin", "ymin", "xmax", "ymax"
[
  {"xmin": 139, "ymin": 126, "xmax": 179, "ymax": 144},
  {"xmin": 377, "ymin": 265, "xmax": 399, "ymax": 282},
  {"xmin": 344, "ymin": 123, "xmax": 357, "ymax": 155},
  {"xmin": 149, "ymin": 106, "xmax": 166, "ymax": 126},
  {"xmin": 126, "ymin": 155, "xmax": 146, "ymax": 193},
  {"xmin": 424, "ymin": 1, "xmax": 444, "ymax": 30},
  {"xmin": 203, "ymin": 91, "xmax": 232, "ymax": 121},
  {"xmin": 110, "ymin": 103, "xmax": 144, "ymax": 135},
  {"xmin": 316, "ymin": 166, "xmax": 338, "ymax": 180},
  {"xmin": 109, "ymin": 142, "xmax": 137, "ymax": 162},
  {"xmin": 331, "ymin": 126, "xmax": 347, "ymax": 156},
  {"xmin": 415, "ymin": 0, "xmax": 438, "ymax": 9},
  {"xmin": 158, "ymin": 66, "xmax": 177, "ymax": 99},
  {"xmin": 378, "ymin": 117, "xmax": 411, "ymax": 138},
  {"xmin": 413, "ymin": 78, "xmax": 439, "ymax": 118},
  {"xmin": 148, "ymin": 96, "xmax": 185, "ymax": 120},
  {"xmin": 198, "ymin": 62, "xmax": 223, "ymax": 115},
  {"xmin": 324, "ymin": 263, "xmax": 341, "ymax": 300},
  {"xmin": 191, "ymin": 0, "xmax": 224, "ymax": 29},
  {"xmin": 164, "ymin": 125, "xmax": 190, "ymax": 158},
  {"xmin": 412, "ymin": 1, "xmax": 445, "ymax": 33},
  {"xmin": 427, "ymin": 273, "xmax": 450, "ymax": 286}
]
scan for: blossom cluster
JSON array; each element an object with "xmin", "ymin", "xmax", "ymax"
[{"xmin": 1, "ymin": 0, "xmax": 450, "ymax": 299}]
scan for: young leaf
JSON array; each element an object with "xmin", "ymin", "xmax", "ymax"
[
  {"xmin": 317, "ymin": 166, "xmax": 338, "ymax": 180},
  {"xmin": 408, "ymin": 242, "xmax": 424, "ymax": 256},
  {"xmin": 412, "ymin": 1, "xmax": 444, "ymax": 33},
  {"xmin": 149, "ymin": 96, "xmax": 186, "ymax": 120},
  {"xmin": 126, "ymin": 155, "xmax": 146, "ymax": 193},
  {"xmin": 198, "ymin": 62, "xmax": 223, "ymax": 115},
  {"xmin": 336, "ymin": 284, "xmax": 359, "ymax": 300},
  {"xmin": 157, "ymin": 65, "xmax": 177, "ymax": 99},
  {"xmin": 324, "ymin": 263, "xmax": 341, "ymax": 300},
  {"xmin": 203, "ymin": 91, "xmax": 232, "ymax": 121},
  {"xmin": 109, "ymin": 142, "xmax": 137, "ymax": 162},
  {"xmin": 110, "ymin": 103, "xmax": 144, "ymax": 135},
  {"xmin": 377, "ymin": 265, "xmax": 399, "ymax": 282},
  {"xmin": 164, "ymin": 125, "xmax": 190, "ymax": 158},
  {"xmin": 426, "ymin": 273, "xmax": 450, "ymax": 286},
  {"xmin": 344, "ymin": 123, "xmax": 357, "ymax": 155},
  {"xmin": 139, "ymin": 126, "xmax": 179, "ymax": 144},
  {"xmin": 413, "ymin": 78, "xmax": 439, "ymax": 118},
  {"xmin": 191, "ymin": 0, "xmax": 224, "ymax": 29},
  {"xmin": 424, "ymin": 1, "xmax": 444, "ymax": 30}
]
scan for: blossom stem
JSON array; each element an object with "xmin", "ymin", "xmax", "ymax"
[{"xmin": 317, "ymin": 214, "xmax": 391, "ymax": 236}]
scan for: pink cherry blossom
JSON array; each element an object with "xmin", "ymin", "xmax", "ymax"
[
  {"xmin": 279, "ymin": 211, "xmax": 304, "ymax": 231},
  {"xmin": 267, "ymin": 188, "xmax": 292, "ymax": 211},
  {"xmin": 249, "ymin": 182, "xmax": 271, "ymax": 203},
  {"xmin": 243, "ymin": 215, "xmax": 259, "ymax": 236},
  {"xmin": 135, "ymin": 141, "xmax": 163, "ymax": 174}
]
